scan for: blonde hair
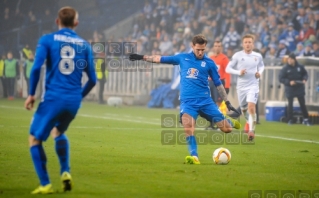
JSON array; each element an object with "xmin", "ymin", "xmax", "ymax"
[{"xmin": 242, "ymin": 34, "xmax": 255, "ymax": 42}]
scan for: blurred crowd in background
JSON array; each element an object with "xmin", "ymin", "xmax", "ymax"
[
  {"xmin": 127, "ymin": 0, "xmax": 319, "ymax": 59},
  {"xmin": 1, "ymin": 0, "xmax": 319, "ymax": 100},
  {"xmin": 2, "ymin": 0, "xmax": 319, "ymax": 59}
]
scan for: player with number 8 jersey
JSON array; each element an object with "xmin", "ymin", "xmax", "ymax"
[{"xmin": 24, "ymin": 7, "xmax": 96, "ymax": 194}]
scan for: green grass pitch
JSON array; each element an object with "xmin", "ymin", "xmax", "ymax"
[{"xmin": 0, "ymin": 99, "xmax": 318, "ymax": 197}]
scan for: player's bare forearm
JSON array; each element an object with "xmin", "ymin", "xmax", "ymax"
[
  {"xmin": 143, "ymin": 55, "xmax": 162, "ymax": 63},
  {"xmin": 216, "ymin": 84, "xmax": 228, "ymax": 102},
  {"xmin": 129, "ymin": 54, "xmax": 161, "ymax": 63}
]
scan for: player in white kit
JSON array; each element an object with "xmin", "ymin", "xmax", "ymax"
[{"xmin": 226, "ymin": 34, "xmax": 265, "ymax": 141}]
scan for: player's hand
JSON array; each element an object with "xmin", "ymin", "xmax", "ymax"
[
  {"xmin": 129, "ymin": 54, "xmax": 144, "ymax": 61},
  {"xmin": 303, "ymin": 80, "xmax": 306, "ymax": 84},
  {"xmin": 255, "ymin": 72, "xmax": 261, "ymax": 79},
  {"xmin": 290, "ymin": 81, "xmax": 296, "ymax": 86},
  {"xmin": 225, "ymin": 101, "xmax": 240, "ymax": 114},
  {"xmin": 25, "ymin": 95, "xmax": 36, "ymax": 110},
  {"xmin": 239, "ymin": 69, "xmax": 246, "ymax": 76}
]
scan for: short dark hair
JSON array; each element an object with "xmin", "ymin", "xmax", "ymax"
[
  {"xmin": 58, "ymin": 7, "xmax": 78, "ymax": 27},
  {"xmin": 192, "ymin": 34, "xmax": 207, "ymax": 45}
]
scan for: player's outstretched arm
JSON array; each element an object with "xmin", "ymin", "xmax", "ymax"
[
  {"xmin": 129, "ymin": 54, "xmax": 162, "ymax": 63},
  {"xmin": 129, "ymin": 54, "xmax": 180, "ymax": 65}
]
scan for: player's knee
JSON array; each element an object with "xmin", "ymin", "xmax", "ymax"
[
  {"xmin": 247, "ymin": 103, "xmax": 255, "ymax": 114},
  {"xmin": 51, "ymin": 127, "xmax": 62, "ymax": 139},
  {"xmin": 220, "ymin": 127, "xmax": 232, "ymax": 133},
  {"xmin": 29, "ymin": 135, "xmax": 41, "ymax": 147}
]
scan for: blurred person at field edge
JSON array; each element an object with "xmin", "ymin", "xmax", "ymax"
[
  {"xmin": 0, "ymin": 55, "xmax": 7, "ymax": 98},
  {"xmin": 4, "ymin": 51, "xmax": 19, "ymax": 100},
  {"xmin": 279, "ymin": 53, "xmax": 310, "ymax": 126},
  {"xmin": 23, "ymin": 53, "xmax": 34, "ymax": 94},
  {"xmin": 95, "ymin": 52, "xmax": 108, "ymax": 104},
  {"xmin": 22, "ymin": 44, "xmax": 33, "ymax": 60}
]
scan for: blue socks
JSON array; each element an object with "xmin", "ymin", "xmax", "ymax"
[
  {"xmin": 186, "ymin": 135, "xmax": 198, "ymax": 157},
  {"xmin": 55, "ymin": 134, "xmax": 70, "ymax": 174},
  {"xmin": 30, "ymin": 145, "xmax": 50, "ymax": 186}
]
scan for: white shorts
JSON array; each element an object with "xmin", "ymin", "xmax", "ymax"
[{"xmin": 237, "ymin": 88, "xmax": 259, "ymax": 110}]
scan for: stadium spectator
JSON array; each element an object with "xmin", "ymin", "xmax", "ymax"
[
  {"xmin": 312, "ymin": 41, "xmax": 319, "ymax": 57},
  {"xmin": 222, "ymin": 25, "xmax": 241, "ymax": 51},
  {"xmin": 143, "ymin": 0, "xmax": 153, "ymax": 24},
  {"xmin": 159, "ymin": 35, "xmax": 173, "ymax": 55},
  {"xmin": 303, "ymin": 43, "xmax": 314, "ymax": 56},
  {"xmin": 276, "ymin": 40, "xmax": 290, "ymax": 58},
  {"xmin": 294, "ymin": 42, "xmax": 305, "ymax": 56},
  {"xmin": 264, "ymin": 44, "xmax": 277, "ymax": 59},
  {"xmin": 279, "ymin": 22, "xmax": 299, "ymax": 52},
  {"xmin": 314, "ymin": 11, "xmax": 319, "ymax": 36},
  {"xmin": 298, "ymin": 21, "xmax": 316, "ymax": 42},
  {"xmin": 295, "ymin": 5, "xmax": 308, "ymax": 31}
]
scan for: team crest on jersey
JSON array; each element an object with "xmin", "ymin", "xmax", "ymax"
[
  {"xmin": 241, "ymin": 58, "xmax": 245, "ymax": 61},
  {"xmin": 297, "ymin": 67, "xmax": 300, "ymax": 72},
  {"xmin": 201, "ymin": 61, "xmax": 206, "ymax": 67},
  {"xmin": 186, "ymin": 68, "xmax": 199, "ymax": 79},
  {"xmin": 255, "ymin": 57, "xmax": 257, "ymax": 61}
]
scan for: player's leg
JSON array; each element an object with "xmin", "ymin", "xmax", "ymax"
[
  {"xmin": 52, "ymin": 103, "xmax": 79, "ymax": 191},
  {"xmin": 297, "ymin": 95, "xmax": 310, "ymax": 126},
  {"xmin": 199, "ymin": 100, "xmax": 240, "ymax": 133},
  {"xmin": 180, "ymin": 101, "xmax": 200, "ymax": 164},
  {"xmin": 207, "ymin": 80, "xmax": 218, "ymax": 129},
  {"xmin": 237, "ymin": 90, "xmax": 249, "ymax": 131},
  {"xmin": 29, "ymin": 101, "xmax": 58, "ymax": 194},
  {"xmin": 246, "ymin": 91, "xmax": 259, "ymax": 141},
  {"xmin": 287, "ymin": 96, "xmax": 294, "ymax": 124}
]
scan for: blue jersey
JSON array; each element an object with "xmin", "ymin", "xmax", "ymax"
[
  {"xmin": 30, "ymin": 28, "xmax": 96, "ymax": 101},
  {"xmin": 161, "ymin": 52, "xmax": 221, "ymax": 101}
]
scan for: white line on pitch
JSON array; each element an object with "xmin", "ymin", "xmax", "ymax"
[
  {"xmin": 104, "ymin": 113, "xmax": 160, "ymax": 122},
  {"xmin": 1, "ymin": 105, "xmax": 319, "ymax": 144},
  {"xmin": 255, "ymin": 135, "xmax": 319, "ymax": 144}
]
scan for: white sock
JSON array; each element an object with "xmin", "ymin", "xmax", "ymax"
[
  {"xmin": 253, "ymin": 113, "xmax": 256, "ymax": 130},
  {"xmin": 248, "ymin": 114, "xmax": 256, "ymax": 131}
]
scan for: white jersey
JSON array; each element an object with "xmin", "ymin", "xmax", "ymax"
[{"xmin": 226, "ymin": 50, "xmax": 264, "ymax": 90}]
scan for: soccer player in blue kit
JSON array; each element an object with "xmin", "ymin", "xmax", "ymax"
[
  {"xmin": 24, "ymin": 7, "xmax": 96, "ymax": 194},
  {"xmin": 129, "ymin": 35, "xmax": 240, "ymax": 165}
]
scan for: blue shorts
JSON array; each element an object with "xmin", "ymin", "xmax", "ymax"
[
  {"xmin": 180, "ymin": 97, "xmax": 225, "ymax": 123},
  {"xmin": 30, "ymin": 100, "xmax": 80, "ymax": 141}
]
